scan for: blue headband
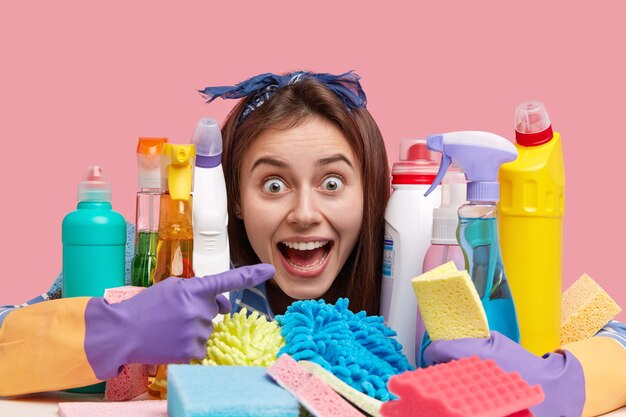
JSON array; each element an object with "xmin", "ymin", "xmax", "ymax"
[{"xmin": 199, "ymin": 71, "xmax": 367, "ymax": 123}]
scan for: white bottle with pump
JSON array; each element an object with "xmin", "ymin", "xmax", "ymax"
[
  {"xmin": 380, "ymin": 138, "xmax": 441, "ymax": 366},
  {"xmin": 191, "ymin": 118, "xmax": 230, "ymax": 278}
]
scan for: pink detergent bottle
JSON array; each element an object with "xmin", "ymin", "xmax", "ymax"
[{"xmin": 416, "ymin": 170, "xmax": 466, "ymax": 365}]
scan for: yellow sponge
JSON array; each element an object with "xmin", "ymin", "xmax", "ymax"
[
  {"xmin": 298, "ymin": 360, "xmax": 382, "ymax": 417},
  {"xmin": 411, "ymin": 262, "xmax": 490, "ymax": 341},
  {"xmin": 560, "ymin": 273, "xmax": 622, "ymax": 345}
]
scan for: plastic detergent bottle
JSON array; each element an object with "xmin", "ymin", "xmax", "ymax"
[
  {"xmin": 62, "ymin": 165, "xmax": 126, "ymax": 393},
  {"xmin": 132, "ymin": 137, "xmax": 167, "ymax": 287},
  {"xmin": 380, "ymin": 138, "xmax": 441, "ymax": 366},
  {"xmin": 416, "ymin": 170, "xmax": 466, "ymax": 361},
  {"xmin": 190, "ymin": 118, "xmax": 230, "ymax": 277},
  {"xmin": 424, "ymin": 131, "xmax": 520, "ymax": 343},
  {"xmin": 153, "ymin": 144, "xmax": 196, "ymax": 283},
  {"xmin": 499, "ymin": 100, "xmax": 565, "ymax": 355},
  {"xmin": 63, "ymin": 165, "xmax": 126, "ymax": 297}
]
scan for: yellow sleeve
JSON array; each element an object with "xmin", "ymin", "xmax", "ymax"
[
  {"xmin": 0, "ymin": 298, "xmax": 101, "ymax": 397},
  {"xmin": 560, "ymin": 336, "xmax": 626, "ymax": 417}
]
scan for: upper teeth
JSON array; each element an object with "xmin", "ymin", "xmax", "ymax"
[{"xmin": 282, "ymin": 241, "xmax": 328, "ymax": 250}]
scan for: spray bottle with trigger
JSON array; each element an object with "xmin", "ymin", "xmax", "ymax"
[
  {"xmin": 152, "ymin": 144, "xmax": 196, "ymax": 283},
  {"xmin": 419, "ymin": 131, "xmax": 520, "ymax": 365}
]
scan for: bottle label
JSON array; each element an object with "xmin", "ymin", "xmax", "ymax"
[{"xmin": 382, "ymin": 235, "xmax": 394, "ymax": 278}]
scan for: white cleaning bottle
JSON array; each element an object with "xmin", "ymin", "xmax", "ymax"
[
  {"xmin": 191, "ymin": 118, "xmax": 230, "ymax": 277},
  {"xmin": 380, "ymin": 138, "xmax": 441, "ymax": 366}
]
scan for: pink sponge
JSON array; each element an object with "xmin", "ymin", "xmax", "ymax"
[
  {"xmin": 380, "ymin": 356, "xmax": 544, "ymax": 417},
  {"xmin": 268, "ymin": 354, "xmax": 365, "ymax": 417},
  {"xmin": 103, "ymin": 286, "xmax": 146, "ymax": 303},
  {"xmin": 58, "ymin": 400, "xmax": 167, "ymax": 417},
  {"xmin": 103, "ymin": 286, "xmax": 149, "ymax": 401}
]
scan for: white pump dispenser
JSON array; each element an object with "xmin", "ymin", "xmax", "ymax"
[{"xmin": 191, "ymin": 118, "xmax": 230, "ymax": 277}]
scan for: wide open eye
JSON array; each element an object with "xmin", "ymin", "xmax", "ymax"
[
  {"xmin": 321, "ymin": 175, "xmax": 344, "ymax": 192},
  {"xmin": 263, "ymin": 177, "xmax": 288, "ymax": 194}
]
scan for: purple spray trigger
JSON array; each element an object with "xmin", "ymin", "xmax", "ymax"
[{"xmin": 424, "ymin": 134, "xmax": 448, "ymax": 196}]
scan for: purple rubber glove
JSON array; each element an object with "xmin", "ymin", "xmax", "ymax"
[
  {"xmin": 423, "ymin": 331, "xmax": 585, "ymax": 417},
  {"xmin": 84, "ymin": 264, "xmax": 275, "ymax": 380}
]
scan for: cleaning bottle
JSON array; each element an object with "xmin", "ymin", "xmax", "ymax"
[
  {"xmin": 423, "ymin": 131, "xmax": 520, "ymax": 343},
  {"xmin": 380, "ymin": 138, "xmax": 441, "ymax": 366},
  {"xmin": 132, "ymin": 137, "xmax": 167, "ymax": 287},
  {"xmin": 499, "ymin": 100, "xmax": 565, "ymax": 355},
  {"xmin": 153, "ymin": 144, "xmax": 196, "ymax": 283},
  {"xmin": 63, "ymin": 165, "xmax": 126, "ymax": 296},
  {"xmin": 416, "ymin": 170, "xmax": 466, "ymax": 360},
  {"xmin": 148, "ymin": 143, "xmax": 196, "ymax": 398},
  {"xmin": 62, "ymin": 165, "xmax": 126, "ymax": 393},
  {"xmin": 190, "ymin": 118, "xmax": 230, "ymax": 277}
]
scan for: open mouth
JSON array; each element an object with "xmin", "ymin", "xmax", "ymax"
[{"xmin": 278, "ymin": 240, "xmax": 333, "ymax": 274}]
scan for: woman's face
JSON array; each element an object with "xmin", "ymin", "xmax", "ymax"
[{"xmin": 239, "ymin": 116, "xmax": 364, "ymax": 300}]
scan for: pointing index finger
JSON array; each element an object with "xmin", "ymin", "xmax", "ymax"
[{"xmin": 196, "ymin": 263, "xmax": 275, "ymax": 296}]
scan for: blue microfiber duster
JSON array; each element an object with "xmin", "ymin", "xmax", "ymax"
[{"xmin": 275, "ymin": 298, "xmax": 414, "ymax": 401}]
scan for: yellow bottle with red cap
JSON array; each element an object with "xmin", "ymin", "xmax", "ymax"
[{"xmin": 499, "ymin": 100, "xmax": 565, "ymax": 355}]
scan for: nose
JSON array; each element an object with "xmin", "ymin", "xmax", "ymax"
[{"xmin": 286, "ymin": 189, "xmax": 322, "ymax": 228}]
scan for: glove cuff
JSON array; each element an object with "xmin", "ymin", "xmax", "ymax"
[
  {"xmin": 560, "ymin": 336, "xmax": 626, "ymax": 417},
  {"xmin": 84, "ymin": 297, "xmax": 140, "ymax": 380}
]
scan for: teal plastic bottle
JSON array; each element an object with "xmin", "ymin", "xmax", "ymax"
[{"xmin": 62, "ymin": 165, "xmax": 126, "ymax": 392}]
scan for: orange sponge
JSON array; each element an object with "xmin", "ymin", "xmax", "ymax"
[{"xmin": 380, "ymin": 356, "xmax": 544, "ymax": 417}]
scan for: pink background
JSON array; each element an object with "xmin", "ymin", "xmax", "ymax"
[{"xmin": 1, "ymin": 2, "xmax": 624, "ymax": 321}]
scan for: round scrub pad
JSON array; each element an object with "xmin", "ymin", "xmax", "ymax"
[
  {"xmin": 276, "ymin": 298, "xmax": 413, "ymax": 401},
  {"xmin": 194, "ymin": 308, "xmax": 285, "ymax": 366}
]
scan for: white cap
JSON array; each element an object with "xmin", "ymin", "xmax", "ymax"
[
  {"xmin": 432, "ymin": 171, "xmax": 466, "ymax": 244},
  {"xmin": 138, "ymin": 167, "xmax": 161, "ymax": 189},
  {"xmin": 515, "ymin": 100, "xmax": 551, "ymax": 134},
  {"xmin": 191, "ymin": 118, "xmax": 222, "ymax": 157},
  {"xmin": 137, "ymin": 138, "xmax": 167, "ymax": 190},
  {"xmin": 78, "ymin": 165, "xmax": 112, "ymax": 202}
]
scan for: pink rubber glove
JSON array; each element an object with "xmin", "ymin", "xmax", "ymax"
[
  {"xmin": 84, "ymin": 264, "xmax": 275, "ymax": 380},
  {"xmin": 424, "ymin": 331, "xmax": 586, "ymax": 417}
]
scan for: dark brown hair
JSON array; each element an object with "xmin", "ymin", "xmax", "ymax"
[{"xmin": 221, "ymin": 76, "xmax": 390, "ymax": 315}]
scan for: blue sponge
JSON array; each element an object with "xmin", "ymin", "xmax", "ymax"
[
  {"xmin": 167, "ymin": 365, "xmax": 300, "ymax": 417},
  {"xmin": 276, "ymin": 298, "xmax": 414, "ymax": 401}
]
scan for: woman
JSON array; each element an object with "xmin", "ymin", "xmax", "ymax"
[{"xmin": 202, "ymin": 71, "xmax": 390, "ymax": 318}]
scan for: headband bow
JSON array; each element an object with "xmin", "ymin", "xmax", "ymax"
[{"xmin": 199, "ymin": 71, "xmax": 367, "ymax": 123}]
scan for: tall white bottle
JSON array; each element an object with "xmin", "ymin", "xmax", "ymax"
[
  {"xmin": 191, "ymin": 118, "xmax": 230, "ymax": 277},
  {"xmin": 380, "ymin": 138, "xmax": 441, "ymax": 366}
]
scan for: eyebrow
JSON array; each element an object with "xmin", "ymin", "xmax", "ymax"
[
  {"xmin": 250, "ymin": 157, "xmax": 290, "ymax": 173},
  {"xmin": 249, "ymin": 153, "xmax": 354, "ymax": 174},
  {"xmin": 315, "ymin": 154, "xmax": 354, "ymax": 169}
]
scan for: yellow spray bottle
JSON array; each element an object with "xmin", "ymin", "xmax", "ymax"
[
  {"xmin": 499, "ymin": 100, "xmax": 564, "ymax": 355},
  {"xmin": 153, "ymin": 143, "xmax": 196, "ymax": 283},
  {"xmin": 149, "ymin": 143, "xmax": 196, "ymax": 398}
]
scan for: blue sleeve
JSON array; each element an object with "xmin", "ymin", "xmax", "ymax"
[{"xmin": 596, "ymin": 320, "xmax": 626, "ymax": 349}]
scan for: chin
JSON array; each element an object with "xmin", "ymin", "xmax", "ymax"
[{"xmin": 274, "ymin": 274, "xmax": 334, "ymax": 301}]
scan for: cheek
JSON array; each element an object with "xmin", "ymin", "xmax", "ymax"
[
  {"xmin": 331, "ymin": 192, "xmax": 364, "ymax": 244},
  {"xmin": 240, "ymin": 198, "xmax": 282, "ymax": 261}
]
